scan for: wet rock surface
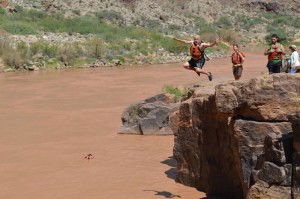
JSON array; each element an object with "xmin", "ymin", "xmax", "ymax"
[{"xmin": 171, "ymin": 74, "xmax": 300, "ymax": 198}]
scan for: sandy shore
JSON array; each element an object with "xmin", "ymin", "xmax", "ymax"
[{"xmin": 0, "ymin": 53, "xmax": 267, "ymax": 199}]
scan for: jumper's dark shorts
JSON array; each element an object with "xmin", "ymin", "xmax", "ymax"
[
  {"xmin": 267, "ymin": 61, "xmax": 282, "ymax": 74},
  {"xmin": 188, "ymin": 58, "xmax": 206, "ymax": 69},
  {"xmin": 233, "ymin": 64, "xmax": 243, "ymax": 78}
]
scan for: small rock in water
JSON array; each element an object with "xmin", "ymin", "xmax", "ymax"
[{"xmin": 27, "ymin": 65, "xmax": 39, "ymax": 71}]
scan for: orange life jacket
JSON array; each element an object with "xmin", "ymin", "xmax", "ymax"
[
  {"xmin": 190, "ymin": 44, "xmax": 203, "ymax": 60},
  {"xmin": 268, "ymin": 43, "xmax": 283, "ymax": 61},
  {"xmin": 232, "ymin": 52, "xmax": 245, "ymax": 65}
]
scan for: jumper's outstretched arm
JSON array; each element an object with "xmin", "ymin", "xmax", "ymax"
[{"xmin": 171, "ymin": 37, "xmax": 193, "ymax": 45}]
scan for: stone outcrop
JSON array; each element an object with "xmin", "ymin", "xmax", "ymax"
[
  {"xmin": 171, "ymin": 74, "xmax": 300, "ymax": 198},
  {"xmin": 118, "ymin": 93, "xmax": 179, "ymax": 135},
  {"xmin": 243, "ymin": 0, "xmax": 300, "ymax": 15}
]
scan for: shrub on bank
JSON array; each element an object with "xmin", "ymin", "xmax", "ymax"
[
  {"xmin": 218, "ymin": 29, "xmax": 240, "ymax": 44},
  {"xmin": 0, "ymin": 6, "xmax": 6, "ymax": 15},
  {"xmin": 2, "ymin": 51, "xmax": 26, "ymax": 68},
  {"xmin": 195, "ymin": 17, "xmax": 216, "ymax": 34},
  {"xmin": 265, "ymin": 26, "xmax": 291, "ymax": 44},
  {"xmin": 214, "ymin": 16, "xmax": 232, "ymax": 29},
  {"xmin": 96, "ymin": 10, "xmax": 123, "ymax": 22},
  {"xmin": 1, "ymin": 21, "xmax": 37, "ymax": 35},
  {"xmin": 163, "ymin": 85, "xmax": 190, "ymax": 101},
  {"xmin": 30, "ymin": 41, "xmax": 59, "ymax": 57},
  {"xmin": 236, "ymin": 15, "xmax": 262, "ymax": 30}
]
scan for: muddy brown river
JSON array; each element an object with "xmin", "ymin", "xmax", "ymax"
[{"xmin": 0, "ymin": 54, "xmax": 266, "ymax": 199}]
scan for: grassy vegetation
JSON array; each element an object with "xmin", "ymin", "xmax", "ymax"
[
  {"xmin": 128, "ymin": 105, "xmax": 147, "ymax": 121},
  {"xmin": 194, "ymin": 17, "xmax": 216, "ymax": 34},
  {"xmin": 96, "ymin": 10, "xmax": 123, "ymax": 22},
  {"xmin": 0, "ymin": 7, "xmax": 196, "ymax": 69},
  {"xmin": 163, "ymin": 85, "xmax": 191, "ymax": 101},
  {"xmin": 236, "ymin": 15, "xmax": 263, "ymax": 30},
  {"xmin": 265, "ymin": 26, "xmax": 292, "ymax": 44},
  {"xmin": 261, "ymin": 13, "xmax": 299, "ymax": 43},
  {"xmin": 262, "ymin": 13, "xmax": 300, "ymax": 29},
  {"xmin": 290, "ymin": 42, "xmax": 300, "ymax": 46},
  {"xmin": 214, "ymin": 16, "xmax": 232, "ymax": 29},
  {"xmin": 4, "ymin": 5, "xmax": 297, "ymax": 70},
  {"xmin": 0, "ymin": 40, "xmax": 26, "ymax": 68}
]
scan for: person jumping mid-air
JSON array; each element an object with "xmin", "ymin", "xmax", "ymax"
[{"xmin": 171, "ymin": 35, "xmax": 219, "ymax": 81}]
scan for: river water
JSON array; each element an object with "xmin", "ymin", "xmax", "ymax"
[{"xmin": 0, "ymin": 54, "xmax": 266, "ymax": 199}]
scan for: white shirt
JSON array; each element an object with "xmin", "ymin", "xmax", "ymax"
[{"xmin": 291, "ymin": 51, "xmax": 300, "ymax": 67}]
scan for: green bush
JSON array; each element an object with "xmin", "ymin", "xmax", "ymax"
[
  {"xmin": 2, "ymin": 50, "xmax": 26, "ymax": 68},
  {"xmin": 0, "ymin": 33, "xmax": 27, "ymax": 68},
  {"xmin": 58, "ymin": 43, "xmax": 83, "ymax": 65},
  {"xmin": 38, "ymin": 15, "xmax": 103, "ymax": 34},
  {"xmin": 194, "ymin": 17, "xmax": 216, "ymax": 34},
  {"xmin": 263, "ymin": 13, "xmax": 300, "ymax": 29},
  {"xmin": 214, "ymin": 16, "xmax": 232, "ymax": 28},
  {"xmin": 96, "ymin": 10, "xmax": 123, "ymax": 21},
  {"xmin": 200, "ymin": 32, "xmax": 217, "ymax": 43},
  {"xmin": 236, "ymin": 15, "xmax": 262, "ymax": 30},
  {"xmin": 0, "ymin": 39, "xmax": 8, "ymax": 56},
  {"xmin": 30, "ymin": 41, "xmax": 59, "ymax": 57},
  {"xmin": 152, "ymin": 34, "xmax": 187, "ymax": 54},
  {"xmin": 163, "ymin": 85, "xmax": 190, "ymax": 101},
  {"xmin": 218, "ymin": 29, "xmax": 239, "ymax": 44},
  {"xmin": 26, "ymin": 10, "xmax": 47, "ymax": 20},
  {"xmin": 42, "ymin": 16, "xmax": 101, "ymax": 34},
  {"xmin": 1, "ymin": 21, "xmax": 37, "ymax": 35},
  {"xmin": 86, "ymin": 37, "xmax": 106, "ymax": 58},
  {"xmin": 218, "ymin": 42, "xmax": 230, "ymax": 50},
  {"xmin": 0, "ymin": 6, "xmax": 6, "ymax": 15},
  {"xmin": 139, "ymin": 17, "xmax": 162, "ymax": 30},
  {"xmin": 261, "ymin": 12, "xmax": 277, "ymax": 19},
  {"xmin": 45, "ymin": 58, "xmax": 61, "ymax": 68},
  {"xmin": 168, "ymin": 24, "xmax": 181, "ymax": 32},
  {"xmin": 265, "ymin": 25, "xmax": 292, "ymax": 43},
  {"xmin": 135, "ymin": 41, "xmax": 150, "ymax": 55},
  {"xmin": 72, "ymin": 10, "xmax": 81, "ymax": 16},
  {"xmin": 14, "ymin": 5, "xmax": 24, "ymax": 13},
  {"xmin": 272, "ymin": 15, "xmax": 300, "ymax": 29},
  {"xmin": 38, "ymin": 15, "xmax": 65, "ymax": 32}
]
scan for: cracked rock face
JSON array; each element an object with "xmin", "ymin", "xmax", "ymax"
[
  {"xmin": 171, "ymin": 74, "xmax": 300, "ymax": 198},
  {"xmin": 118, "ymin": 93, "xmax": 179, "ymax": 135}
]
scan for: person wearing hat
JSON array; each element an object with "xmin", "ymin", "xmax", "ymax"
[
  {"xmin": 264, "ymin": 34, "xmax": 285, "ymax": 74},
  {"xmin": 289, "ymin": 45, "xmax": 300, "ymax": 72}
]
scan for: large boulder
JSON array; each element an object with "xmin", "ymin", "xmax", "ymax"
[
  {"xmin": 171, "ymin": 74, "xmax": 300, "ymax": 198},
  {"xmin": 118, "ymin": 93, "xmax": 179, "ymax": 135}
]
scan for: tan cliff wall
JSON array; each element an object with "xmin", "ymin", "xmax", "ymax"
[{"xmin": 171, "ymin": 74, "xmax": 300, "ymax": 198}]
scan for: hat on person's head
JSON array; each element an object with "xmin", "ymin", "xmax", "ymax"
[{"xmin": 290, "ymin": 45, "xmax": 297, "ymax": 50}]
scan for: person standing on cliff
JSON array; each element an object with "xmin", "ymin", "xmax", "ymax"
[
  {"xmin": 231, "ymin": 44, "xmax": 245, "ymax": 80},
  {"xmin": 171, "ymin": 35, "xmax": 219, "ymax": 81},
  {"xmin": 264, "ymin": 34, "xmax": 285, "ymax": 74},
  {"xmin": 289, "ymin": 45, "xmax": 300, "ymax": 73}
]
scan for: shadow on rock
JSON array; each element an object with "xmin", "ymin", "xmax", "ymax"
[
  {"xmin": 161, "ymin": 156, "xmax": 177, "ymax": 180},
  {"xmin": 161, "ymin": 156, "xmax": 177, "ymax": 167},
  {"xmin": 143, "ymin": 190, "xmax": 181, "ymax": 198}
]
